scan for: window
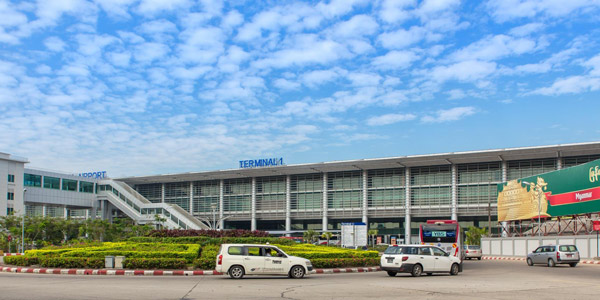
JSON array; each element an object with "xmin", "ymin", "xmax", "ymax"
[
  {"xmin": 24, "ymin": 173, "xmax": 42, "ymax": 187},
  {"xmin": 246, "ymin": 247, "xmax": 261, "ymax": 256},
  {"xmin": 8, "ymin": 174, "xmax": 15, "ymax": 183},
  {"xmin": 534, "ymin": 247, "xmax": 543, "ymax": 253},
  {"xmin": 228, "ymin": 246, "xmax": 244, "ymax": 255},
  {"xmin": 419, "ymin": 247, "xmax": 432, "ymax": 255},
  {"xmin": 384, "ymin": 246, "xmax": 418, "ymax": 255},
  {"xmin": 431, "ymin": 247, "xmax": 447, "ymax": 256},
  {"xmin": 79, "ymin": 181, "xmax": 94, "ymax": 193},
  {"xmin": 62, "ymin": 179, "xmax": 77, "ymax": 191},
  {"xmin": 6, "ymin": 207, "xmax": 14, "ymax": 215},
  {"xmin": 43, "ymin": 176, "xmax": 61, "ymax": 189},
  {"xmin": 7, "ymin": 192, "xmax": 14, "ymax": 200},
  {"xmin": 559, "ymin": 245, "xmax": 577, "ymax": 252}
]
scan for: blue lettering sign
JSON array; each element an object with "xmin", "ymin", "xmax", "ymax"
[
  {"xmin": 78, "ymin": 171, "xmax": 107, "ymax": 179},
  {"xmin": 239, "ymin": 158, "xmax": 284, "ymax": 169}
]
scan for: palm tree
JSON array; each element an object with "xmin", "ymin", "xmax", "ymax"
[
  {"xmin": 303, "ymin": 229, "xmax": 318, "ymax": 243},
  {"xmin": 368, "ymin": 229, "xmax": 378, "ymax": 247},
  {"xmin": 321, "ymin": 231, "xmax": 333, "ymax": 245}
]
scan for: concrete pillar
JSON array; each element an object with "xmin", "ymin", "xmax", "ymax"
[
  {"xmin": 64, "ymin": 206, "xmax": 68, "ymax": 219},
  {"xmin": 285, "ymin": 175, "xmax": 291, "ymax": 236},
  {"xmin": 451, "ymin": 164, "xmax": 457, "ymax": 221},
  {"xmin": 219, "ymin": 180, "xmax": 224, "ymax": 230},
  {"xmin": 189, "ymin": 182, "xmax": 194, "ymax": 214},
  {"xmin": 161, "ymin": 183, "xmax": 165, "ymax": 203},
  {"xmin": 42, "ymin": 205, "xmax": 47, "ymax": 217},
  {"xmin": 501, "ymin": 161, "xmax": 508, "ymax": 237},
  {"xmin": 99, "ymin": 200, "xmax": 105, "ymax": 220},
  {"xmin": 251, "ymin": 177, "xmax": 256, "ymax": 231},
  {"xmin": 85, "ymin": 209, "xmax": 90, "ymax": 219},
  {"xmin": 557, "ymin": 157, "xmax": 562, "ymax": 170},
  {"xmin": 362, "ymin": 169, "xmax": 368, "ymax": 224},
  {"xmin": 404, "ymin": 168, "xmax": 411, "ymax": 244},
  {"xmin": 322, "ymin": 173, "xmax": 328, "ymax": 232}
]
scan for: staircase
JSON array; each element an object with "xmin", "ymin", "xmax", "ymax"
[{"xmin": 97, "ymin": 179, "xmax": 208, "ymax": 230}]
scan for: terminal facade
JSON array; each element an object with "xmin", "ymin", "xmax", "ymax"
[{"xmin": 2, "ymin": 143, "xmax": 600, "ymax": 243}]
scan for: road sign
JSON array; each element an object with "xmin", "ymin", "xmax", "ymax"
[{"xmin": 593, "ymin": 220, "xmax": 600, "ymax": 231}]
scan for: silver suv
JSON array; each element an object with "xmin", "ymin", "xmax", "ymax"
[{"xmin": 527, "ymin": 245, "xmax": 579, "ymax": 267}]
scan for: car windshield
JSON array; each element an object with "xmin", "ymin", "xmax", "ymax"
[
  {"xmin": 559, "ymin": 245, "xmax": 577, "ymax": 252},
  {"xmin": 384, "ymin": 246, "xmax": 419, "ymax": 255}
]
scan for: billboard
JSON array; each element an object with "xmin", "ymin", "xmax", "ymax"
[{"xmin": 497, "ymin": 159, "xmax": 600, "ymax": 222}]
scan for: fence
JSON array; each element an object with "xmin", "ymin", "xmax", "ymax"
[{"xmin": 481, "ymin": 235, "xmax": 600, "ymax": 259}]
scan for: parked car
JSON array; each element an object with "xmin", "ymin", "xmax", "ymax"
[
  {"xmin": 463, "ymin": 245, "xmax": 482, "ymax": 260},
  {"xmin": 380, "ymin": 245, "xmax": 462, "ymax": 277},
  {"xmin": 527, "ymin": 245, "xmax": 580, "ymax": 267},
  {"xmin": 216, "ymin": 244, "xmax": 313, "ymax": 279}
]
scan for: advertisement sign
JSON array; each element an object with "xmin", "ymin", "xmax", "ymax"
[
  {"xmin": 341, "ymin": 222, "xmax": 367, "ymax": 248},
  {"xmin": 497, "ymin": 159, "xmax": 600, "ymax": 221},
  {"xmin": 376, "ymin": 236, "xmax": 382, "ymax": 244},
  {"xmin": 593, "ymin": 221, "xmax": 600, "ymax": 231}
]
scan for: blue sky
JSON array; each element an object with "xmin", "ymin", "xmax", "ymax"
[{"xmin": 1, "ymin": 0, "xmax": 600, "ymax": 177}]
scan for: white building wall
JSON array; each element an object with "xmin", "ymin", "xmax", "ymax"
[
  {"xmin": 482, "ymin": 235, "xmax": 600, "ymax": 259},
  {"xmin": 0, "ymin": 153, "xmax": 27, "ymax": 217}
]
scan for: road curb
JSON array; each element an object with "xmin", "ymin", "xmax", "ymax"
[
  {"xmin": 0, "ymin": 266, "xmax": 381, "ymax": 276},
  {"xmin": 483, "ymin": 256, "xmax": 600, "ymax": 264}
]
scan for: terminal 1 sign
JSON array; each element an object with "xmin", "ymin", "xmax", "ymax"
[
  {"xmin": 497, "ymin": 159, "xmax": 600, "ymax": 222},
  {"xmin": 239, "ymin": 157, "xmax": 284, "ymax": 169}
]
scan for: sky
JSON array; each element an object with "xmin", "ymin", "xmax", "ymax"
[{"xmin": 1, "ymin": 0, "xmax": 600, "ymax": 178}]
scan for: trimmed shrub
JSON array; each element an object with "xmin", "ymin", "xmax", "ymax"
[
  {"xmin": 194, "ymin": 244, "xmax": 220, "ymax": 270},
  {"xmin": 147, "ymin": 229, "xmax": 269, "ymax": 238},
  {"xmin": 128, "ymin": 236, "xmax": 296, "ymax": 246},
  {"xmin": 310, "ymin": 258, "xmax": 380, "ymax": 269},
  {"xmin": 39, "ymin": 257, "xmax": 104, "ymax": 269},
  {"xmin": 4, "ymin": 256, "xmax": 40, "ymax": 266},
  {"xmin": 123, "ymin": 258, "xmax": 187, "ymax": 270}
]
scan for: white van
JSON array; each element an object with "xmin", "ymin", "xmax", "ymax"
[{"xmin": 215, "ymin": 244, "xmax": 313, "ymax": 279}]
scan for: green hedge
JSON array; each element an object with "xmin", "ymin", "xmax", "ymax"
[
  {"xmin": 38, "ymin": 257, "xmax": 104, "ymax": 269},
  {"xmin": 4, "ymin": 256, "xmax": 40, "ymax": 266},
  {"xmin": 194, "ymin": 244, "xmax": 219, "ymax": 270},
  {"xmin": 123, "ymin": 258, "xmax": 187, "ymax": 269},
  {"xmin": 128, "ymin": 236, "xmax": 296, "ymax": 246},
  {"xmin": 310, "ymin": 258, "xmax": 380, "ymax": 269}
]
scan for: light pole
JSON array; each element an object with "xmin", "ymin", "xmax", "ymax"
[
  {"xmin": 488, "ymin": 176, "xmax": 492, "ymax": 237},
  {"xmin": 211, "ymin": 203, "xmax": 217, "ymax": 230},
  {"xmin": 522, "ymin": 181, "xmax": 541, "ymax": 237},
  {"xmin": 21, "ymin": 189, "xmax": 27, "ymax": 253}
]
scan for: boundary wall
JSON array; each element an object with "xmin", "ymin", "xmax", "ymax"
[{"xmin": 482, "ymin": 235, "xmax": 600, "ymax": 259}]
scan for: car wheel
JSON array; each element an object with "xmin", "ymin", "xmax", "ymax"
[
  {"xmin": 387, "ymin": 271, "xmax": 397, "ymax": 277},
  {"xmin": 569, "ymin": 263, "xmax": 577, "ymax": 267},
  {"xmin": 527, "ymin": 258, "xmax": 533, "ymax": 266},
  {"xmin": 427, "ymin": 273, "xmax": 432, "ymax": 276},
  {"xmin": 548, "ymin": 259, "xmax": 555, "ymax": 268},
  {"xmin": 290, "ymin": 265, "xmax": 305, "ymax": 279},
  {"xmin": 411, "ymin": 264, "xmax": 422, "ymax": 277},
  {"xmin": 229, "ymin": 265, "xmax": 244, "ymax": 279},
  {"xmin": 450, "ymin": 263, "xmax": 459, "ymax": 275}
]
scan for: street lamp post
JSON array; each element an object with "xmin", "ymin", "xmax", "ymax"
[
  {"xmin": 522, "ymin": 181, "xmax": 541, "ymax": 237},
  {"xmin": 211, "ymin": 203, "xmax": 217, "ymax": 230},
  {"xmin": 21, "ymin": 189, "xmax": 27, "ymax": 253},
  {"xmin": 488, "ymin": 176, "xmax": 492, "ymax": 237}
]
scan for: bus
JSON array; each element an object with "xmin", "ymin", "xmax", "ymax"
[{"xmin": 419, "ymin": 220, "xmax": 462, "ymax": 260}]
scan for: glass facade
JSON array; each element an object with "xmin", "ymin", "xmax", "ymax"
[
  {"xmin": 135, "ymin": 183, "xmax": 162, "ymax": 203},
  {"xmin": 223, "ymin": 178, "xmax": 251, "ymax": 215},
  {"xmin": 62, "ymin": 179, "xmax": 77, "ymax": 191},
  {"xmin": 165, "ymin": 182, "xmax": 190, "ymax": 212},
  {"xmin": 79, "ymin": 181, "xmax": 94, "ymax": 193},
  {"xmin": 193, "ymin": 180, "xmax": 219, "ymax": 214},
  {"xmin": 24, "ymin": 173, "xmax": 42, "ymax": 187},
  {"xmin": 43, "ymin": 176, "xmax": 61, "ymax": 189}
]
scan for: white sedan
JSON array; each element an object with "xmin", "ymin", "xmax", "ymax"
[{"xmin": 380, "ymin": 245, "xmax": 462, "ymax": 277}]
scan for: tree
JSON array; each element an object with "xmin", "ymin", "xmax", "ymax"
[
  {"xmin": 368, "ymin": 229, "xmax": 378, "ymax": 246},
  {"xmin": 153, "ymin": 214, "xmax": 167, "ymax": 229},
  {"xmin": 321, "ymin": 231, "xmax": 333, "ymax": 245},
  {"xmin": 303, "ymin": 229, "xmax": 318, "ymax": 243},
  {"xmin": 465, "ymin": 226, "xmax": 487, "ymax": 246}
]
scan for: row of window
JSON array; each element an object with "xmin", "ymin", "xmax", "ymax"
[{"xmin": 23, "ymin": 174, "xmax": 95, "ymax": 193}]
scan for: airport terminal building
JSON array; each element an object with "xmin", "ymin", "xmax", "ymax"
[{"xmin": 2, "ymin": 142, "xmax": 600, "ymax": 243}]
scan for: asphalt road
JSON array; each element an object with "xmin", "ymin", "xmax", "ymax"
[{"xmin": 1, "ymin": 260, "xmax": 599, "ymax": 300}]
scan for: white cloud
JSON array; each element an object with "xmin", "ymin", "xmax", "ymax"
[
  {"xmin": 532, "ymin": 76, "xmax": 600, "ymax": 95},
  {"xmin": 372, "ymin": 50, "xmax": 419, "ymax": 70},
  {"xmin": 107, "ymin": 51, "xmax": 131, "ymax": 67},
  {"xmin": 331, "ymin": 14, "xmax": 378, "ymax": 38},
  {"xmin": 134, "ymin": 42, "xmax": 170, "ymax": 63},
  {"xmin": 450, "ymin": 34, "xmax": 538, "ymax": 62},
  {"xmin": 221, "ymin": 10, "xmax": 244, "ymax": 28},
  {"xmin": 509, "ymin": 22, "xmax": 544, "ymax": 36},
  {"xmin": 316, "ymin": 0, "xmax": 369, "ymax": 18},
  {"xmin": 253, "ymin": 35, "xmax": 350, "ymax": 69},
  {"xmin": 136, "ymin": 0, "xmax": 190, "ymax": 15},
  {"xmin": 273, "ymin": 78, "xmax": 301, "ymax": 90},
  {"xmin": 379, "ymin": 0, "xmax": 416, "ymax": 23},
  {"xmin": 367, "ymin": 113, "xmax": 416, "ymax": 126},
  {"xmin": 94, "ymin": 0, "xmax": 136, "ymax": 18},
  {"xmin": 583, "ymin": 54, "xmax": 600, "ymax": 76},
  {"xmin": 422, "ymin": 106, "xmax": 476, "ymax": 123},
  {"xmin": 446, "ymin": 89, "xmax": 465, "ymax": 100},
  {"xmin": 300, "ymin": 68, "xmax": 344, "ymax": 88},
  {"xmin": 347, "ymin": 72, "xmax": 381, "ymax": 86},
  {"xmin": 486, "ymin": 0, "xmax": 600, "ymax": 22},
  {"xmin": 430, "ymin": 60, "xmax": 497, "ymax": 82},
  {"xmin": 178, "ymin": 27, "xmax": 225, "ymax": 64},
  {"xmin": 378, "ymin": 26, "xmax": 426, "ymax": 49},
  {"xmin": 44, "ymin": 36, "xmax": 66, "ymax": 52}
]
